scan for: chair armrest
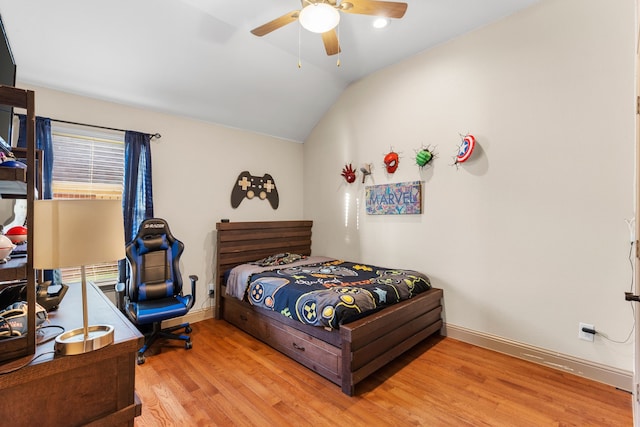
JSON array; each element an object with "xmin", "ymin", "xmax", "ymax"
[
  {"xmin": 114, "ymin": 282, "xmax": 125, "ymax": 312},
  {"xmin": 188, "ymin": 275, "xmax": 198, "ymax": 309}
]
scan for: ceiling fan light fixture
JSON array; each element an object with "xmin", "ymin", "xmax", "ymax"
[
  {"xmin": 372, "ymin": 17, "xmax": 389, "ymax": 29},
  {"xmin": 299, "ymin": 3, "xmax": 340, "ymax": 34}
]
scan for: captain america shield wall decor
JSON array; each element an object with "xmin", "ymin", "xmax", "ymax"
[{"xmin": 453, "ymin": 134, "xmax": 476, "ymax": 167}]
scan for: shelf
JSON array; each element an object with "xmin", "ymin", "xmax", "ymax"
[
  {"xmin": 0, "ymin": 85, "xmax": 35, "ymax": 364},
  {"xmin": 0, "ymin": 162, "xmax": 27, "ymax": 197},
  {"xmin": 2, "ymin": 242, "xmax": 28, "ymax": 282},
  {"xmin": 0, "ymin": 256, "xmax": 27, "ymax": 282},
  {"xmin": 0, "ymin": 166, "xmax": 25, "ymax": 182},
  {"xmin": 0, "ymin": 181, "xmax": 26, "ymax": 197},
  {"xmin": 0, "ymin": 86, "xmax": 30, "ymax": 110}
]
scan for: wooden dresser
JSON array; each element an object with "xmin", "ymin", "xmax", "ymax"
[{"xmin": 0, "ymin": 281, "xmax": 143, "ymax": 426}]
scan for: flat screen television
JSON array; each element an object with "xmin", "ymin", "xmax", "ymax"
[{"xmin": 0, "ymin": 14, "xmax": 16, "ymax": 152}]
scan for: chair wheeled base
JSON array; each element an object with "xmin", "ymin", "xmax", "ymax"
[{"xmin": 136, "ymin": 321, "xmax": 193, "ymax": 364}]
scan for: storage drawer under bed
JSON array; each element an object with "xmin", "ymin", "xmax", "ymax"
[
  {"xmin": 268, "ymin": 320, "xmax": 342, "ymax": 385},
  {"xmin": 222, "ymin": 295, "xmax": 342, "ymax": 385},
  {"xmin": 223, "ymin": 296, "xmax": 270, "ymax": 341}
]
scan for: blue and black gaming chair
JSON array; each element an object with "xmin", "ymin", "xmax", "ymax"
[{"xmin": 117, "ymin": 218, "xmax": 197, "ymax": 364}]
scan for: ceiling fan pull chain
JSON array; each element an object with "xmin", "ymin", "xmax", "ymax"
[
  {"xmin": 298, "ymin": 23, "xmax": 302, "ymax": 68},
  {"xmin": 336, "ymin": 23, "xmax": 341, "ymax": 67}
]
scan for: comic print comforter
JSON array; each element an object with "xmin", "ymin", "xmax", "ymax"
[{"xmin": 228, "ymin": 256, "xmax": 431, "ymax": 329}]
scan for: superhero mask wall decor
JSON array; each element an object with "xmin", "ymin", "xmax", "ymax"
[
  {"xmin": 415, "ymin": 145, "xmax": 436, "ymax": 169},
  {"xmin": 384, "ymin": 150, "xmax": 399, "ymax": 174},
  {"xmin": 454, "ymin": 134, "xmax": 476, "ymax": 166},
  {"xmin": 341, "ymin": 163, "xmax": 356, "ymax": 183}
]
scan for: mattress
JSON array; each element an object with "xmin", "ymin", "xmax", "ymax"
[{"xmin": 226, "ymin": 254, "xmax": 432, "ymax": 329}]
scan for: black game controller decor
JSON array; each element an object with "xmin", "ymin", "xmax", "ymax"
[{"xmin": 231, "ymin": 171, "xmax": 279, "ymax": 209}]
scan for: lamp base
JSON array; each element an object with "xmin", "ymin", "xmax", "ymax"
[{"xmin": 54, "ymin": 324, "xmax": 115, "ymax": 355}]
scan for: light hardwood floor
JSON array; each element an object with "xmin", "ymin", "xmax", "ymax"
[{"xmin": 134, "ymin": 319, "xmax": 632, "ymax": 426}]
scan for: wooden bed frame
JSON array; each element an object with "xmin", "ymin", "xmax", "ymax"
[{"xmin": 214, "ymin": 220, "xmax": 443, "ymax": 395}]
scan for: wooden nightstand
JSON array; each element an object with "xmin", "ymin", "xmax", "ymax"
[{"xmin": 0, "ymin": 281, "xmax": 143, "ymax": 426}]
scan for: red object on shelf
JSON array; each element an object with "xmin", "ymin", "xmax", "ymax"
[{"xmin": 5, "ymin": 225, "xmax": 27, "ymax": 244}]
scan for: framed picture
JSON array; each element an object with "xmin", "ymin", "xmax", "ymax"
[{"xmin": 365, "ymin": 181, "xmax": 422, "ymax": 215}]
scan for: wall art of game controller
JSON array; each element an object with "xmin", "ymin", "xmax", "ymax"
[{"xmin": 231, "ymin": 171, "xmax": 279, "ymax": 209}]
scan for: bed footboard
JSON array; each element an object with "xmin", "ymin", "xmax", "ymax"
[
  {"xmin": 219, "ymin": 287, "xmax": 443, "ymax": 396},
  {"xmin": 340, "ymin": 287, "xmax": 443, "ymax": 395}
]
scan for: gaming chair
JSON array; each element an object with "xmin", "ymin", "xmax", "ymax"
[{"xmin": 117, "ymin": 218, "xmax": 197, "ymax": 364}]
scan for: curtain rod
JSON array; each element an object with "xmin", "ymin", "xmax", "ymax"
[
  {"xmin": 15, "ymin": 114, "xmax": 161, "ymax": 139},
  {"xmin": 50, "ymin": 118, "xmax": 161, "ymax": 140}
]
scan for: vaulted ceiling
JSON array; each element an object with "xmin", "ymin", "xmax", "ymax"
[{"xmin": 0, "ymin": 0, "xmax": 539, "ymax": 142}]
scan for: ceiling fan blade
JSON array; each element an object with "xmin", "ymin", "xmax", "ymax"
[
  {"xmin": 321, "ymin": 29, "xmax": 341, "ymax": 56},
  {"xmin": 339, "ymin": 0, "xmax": 407, "ymax": 19},
  {"xmin": 250, "ymin": 11, "xmax": 300, "ymax": 36}
]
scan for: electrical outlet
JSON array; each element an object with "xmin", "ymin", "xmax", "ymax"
[
  {"xmin": 578, "ymin": 322, "xmax": 595, "ymax": 342},
  {"xmin": 208, "ymin": 283, "xmax": 215, "ymax": 298}
]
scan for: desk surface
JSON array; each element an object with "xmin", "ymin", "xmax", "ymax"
[
  {"xmin": 0, "ymin": 280, "xmax": 143, "ymax": 375},
  {"xmin": 36, "ymin": 281, "xmax": 143, "ymax": 363}
]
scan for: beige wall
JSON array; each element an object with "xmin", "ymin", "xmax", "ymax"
[
  {"xmin": 19, "ymin": 84, "xmax": 304, "ymax": 309},
  {"xmin": 304, "ymin": 0, "xmax": 636, "ymax": 371}
]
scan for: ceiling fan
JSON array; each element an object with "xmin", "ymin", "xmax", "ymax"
[{"xmin": 250, "ymin": 0, "xmax": 408, "ymax": 56}]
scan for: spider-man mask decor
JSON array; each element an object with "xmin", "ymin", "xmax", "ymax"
[{"xmin": 384, "ymin": 151, "xmax": 399, "ymax": 174}]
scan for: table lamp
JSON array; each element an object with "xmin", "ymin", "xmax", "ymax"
[{"xmin": 33, "ymin": 199, "xmax": 125, "ymax": 355}]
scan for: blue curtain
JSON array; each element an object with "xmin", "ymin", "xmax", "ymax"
[
  {"xmin": 17, "ymin": 115, "xmax": 53, "ymax": 200},
  {"xmin": 118, "ymin": 131, "xmax": 153, "ymax": 283},
  {"xmin": 17, "ymin": 115, "xmax": 56, "ymax": 282}
]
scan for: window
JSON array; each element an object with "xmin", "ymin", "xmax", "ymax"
[{"xmin": 51, "ymin": 124, "xmax": 124, "ymax": 285}]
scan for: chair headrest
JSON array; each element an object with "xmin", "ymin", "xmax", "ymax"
[
  {"xmin": 137, "ymin": 218, "xmax": 170, "ymax": 238},
  {"xmin": 130, "ymin": 218, "xmax": 178, "ymax": 255}
]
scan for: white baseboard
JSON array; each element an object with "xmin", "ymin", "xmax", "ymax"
[
  {"xmin": 162, "ymin": 306, "xmax": 214, "ymax": 328},
  {"xmin": 444, "ymin": 323, "xmax": 633, "ymax": 392},
  {"xmin": 162, "ymin": 312, "xmax": 633, "ymax": 392}
]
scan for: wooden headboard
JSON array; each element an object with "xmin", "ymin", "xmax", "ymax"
[{"xmin": 214, "ymin": 220, "xmax": 312, "ymax": 318}]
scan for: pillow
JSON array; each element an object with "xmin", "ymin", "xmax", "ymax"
[
  {"xmin": 253, "ymin": 253, "xmax": 307, "ymax": 267},
  {"xmin": 137, "ymin": 234, "xmax": 169, "ymax": 255}
]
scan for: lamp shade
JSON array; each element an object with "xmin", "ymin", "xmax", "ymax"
[
  {"xmin": 299, "ymin": 3, "xmax": 340, "ymax": 34},
  {"xmin": 33, "ymin": 199, "xmax": 125, "ymax": 269}
]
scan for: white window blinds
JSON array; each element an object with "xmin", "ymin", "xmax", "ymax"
[
  {"xmin": 51, "ymin": 124, "xmax": 125, "ymax": 284},
  {"xmin": 51, "ymin": 126, "xmax": 124, "ymax": 199}
]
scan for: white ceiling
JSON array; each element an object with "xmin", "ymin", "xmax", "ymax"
[{"xmin": 0, "ymin": 0, "xmax": 539, "ymax": 142}]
